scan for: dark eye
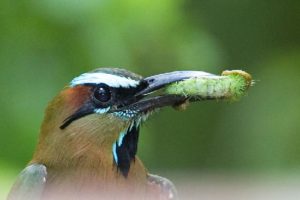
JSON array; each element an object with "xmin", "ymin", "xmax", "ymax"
[{"xmin": 93, "ymin": 84, "xmax": 111, "ymax": 103}]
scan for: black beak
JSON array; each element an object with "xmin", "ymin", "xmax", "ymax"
[{"xmin": 116, "ymin": 71, "xmax": 214, "ymax": 114}]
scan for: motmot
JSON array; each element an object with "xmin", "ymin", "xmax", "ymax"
[{"xmin": 8, "ymin": 68, "xmax": 214, "ymax": 200}]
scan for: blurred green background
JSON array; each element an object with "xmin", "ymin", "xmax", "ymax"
[{"xmin": 1, "ymin": 0, "xmax": 300, "ymax": 198}]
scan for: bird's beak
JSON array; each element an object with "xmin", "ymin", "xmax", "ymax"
[{"xmin": 114, "ymin": 71, "xmax": 213, "ymax": 114}]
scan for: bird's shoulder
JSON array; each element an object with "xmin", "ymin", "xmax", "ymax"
[
  {"xmin": 147, "ymin": 174, "xmax": 178, "ymax": 200},
  {"xmin": 7, "ymin": 164, "xmax": 47, "ymax": 200}
]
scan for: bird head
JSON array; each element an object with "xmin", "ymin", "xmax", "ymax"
[{"xmin": 34, "ymin": 68, "xmax": 200, "ymax": 177}]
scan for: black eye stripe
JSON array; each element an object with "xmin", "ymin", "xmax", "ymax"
[{"xmin": 61, "ymin": 84, "xmax": 144, "ymax": 129}]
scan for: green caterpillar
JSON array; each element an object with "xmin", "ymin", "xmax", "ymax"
[{"xmin": 164, "ymin": 70, "xmax": 253, "ymax": 101}]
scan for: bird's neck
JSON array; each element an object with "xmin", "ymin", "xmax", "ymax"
[
  {"xmin": 31, "ymin": 113, "xmax": 148, "ymax": 194},
  {"xmin": 32, "ymin": 116, "xmax": 122, "ymax": 171}
]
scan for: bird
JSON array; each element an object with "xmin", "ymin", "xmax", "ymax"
[{"xmin": 7, "ymin": 68, "xmax": 203, "ymax": 200}]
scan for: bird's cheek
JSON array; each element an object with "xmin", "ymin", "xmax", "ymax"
[{"xmin": 82, "ymin": 114, "xmax": 129, "ymax": 139}]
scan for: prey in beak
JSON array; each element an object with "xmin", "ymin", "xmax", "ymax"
[{"xmin": 122, "ymin": 69, "xmax": 252, "ymax": 115}]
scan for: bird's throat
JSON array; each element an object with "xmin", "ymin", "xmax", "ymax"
[{"xmin": 32, "ymin": 112, "xmax": 130, "ymax": 174}]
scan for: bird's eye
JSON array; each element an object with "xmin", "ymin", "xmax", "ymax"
[{"xmin": 93, "ymin": 84, "xmax": 111, "ymax": 103}]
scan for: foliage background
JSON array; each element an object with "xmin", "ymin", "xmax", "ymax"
[{"xmin": 1, "ymin": 0, "xmax": 300, "ymax": 198}]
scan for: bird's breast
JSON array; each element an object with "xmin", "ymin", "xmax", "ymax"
[{"xmin": 40, "ymin": 156, "xmax": 150, "ymax": 200}]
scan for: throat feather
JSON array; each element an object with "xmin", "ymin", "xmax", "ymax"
[{"xmin": 113, "ymin": 122, "xmax": 140, "ymax": 177}]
